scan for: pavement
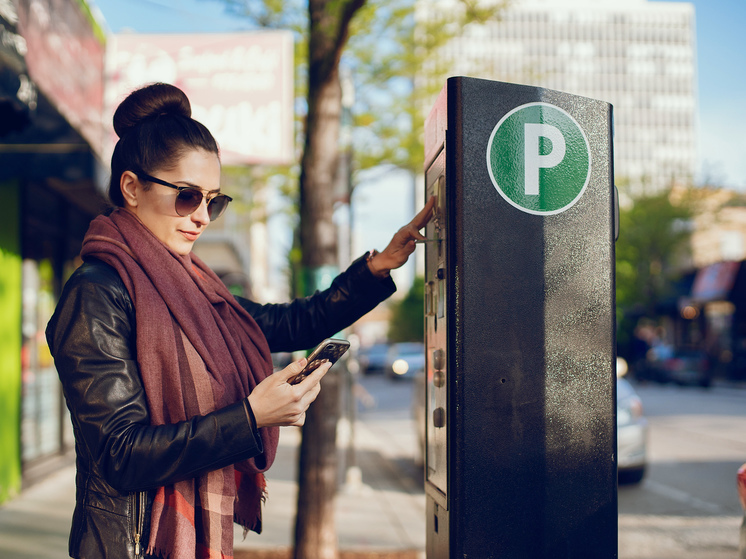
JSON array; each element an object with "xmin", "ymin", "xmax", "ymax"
[{"xmin": 0, "ymin": 411, "xmax": 426, "ymax": 559}]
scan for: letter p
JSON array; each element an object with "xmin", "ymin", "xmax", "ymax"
[{"xmin": 524, "ymin": 123, "xmax": 566, "ymax": 196}]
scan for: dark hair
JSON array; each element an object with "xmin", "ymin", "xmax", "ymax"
[{"xmin": 108, "ymin": 82, "xmax": 219, "ymax": 207}]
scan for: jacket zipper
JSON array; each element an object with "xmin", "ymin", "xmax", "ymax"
[{"xmin": 133, "ymin": 491, "xmax": 146, "ymax": 558}]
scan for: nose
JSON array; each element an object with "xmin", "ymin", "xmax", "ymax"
[{"xmin": 191, "ymin": 196, "xmax": 211, "ymax": 226}]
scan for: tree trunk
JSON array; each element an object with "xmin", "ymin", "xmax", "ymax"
[
  {"xmin": 293, "ymin": 367, "xmax": 342, "ymax": 559},
  {"xmin": 299, "ymin": 64, "xmax": 342, "ymax": 269},
  {"xmin": 293, "ymin": 2, "xmax": 365, "ymax": 558},
  {"xmin": 294, "ymin": 53, "xmax": 341, "ymax": 559}
]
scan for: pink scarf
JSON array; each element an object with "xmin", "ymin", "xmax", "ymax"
[{"xmin": 81, "ymin": 209, "xmax": 279, "ymax": 558}]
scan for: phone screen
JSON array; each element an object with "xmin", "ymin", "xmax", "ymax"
[{"xmin": 288, "ymin": 338, "xmax": 350, "ymax": 385}]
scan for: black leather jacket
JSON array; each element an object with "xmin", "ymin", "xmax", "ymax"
[{"xmin": 46, "ymin": 253, "xmax": 395, "ymax": 559}]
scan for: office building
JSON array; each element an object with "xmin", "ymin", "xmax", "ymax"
[{"xmin": 419, "ymin": 0, "xmax": 697, "ymax": 194}]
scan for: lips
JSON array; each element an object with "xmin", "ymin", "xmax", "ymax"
[{"xmin": 179, "ymin": 230, "xmax": 200, "ymax": 242}]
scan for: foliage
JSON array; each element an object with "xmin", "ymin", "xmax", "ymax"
[
  {"xmin": 209, "ymin": 0, "xmax": 307, "ymax": 32},
  {"xmin": 615, "ymin": 184, "xmax": 695, "ymax": 349},
  {"xmin": 387, "ymin": 276, "xmax": 425, "ymax": 342},
  {"xmin": 346, "ymin": 0, "xmax": 508, "ymax": 176}
]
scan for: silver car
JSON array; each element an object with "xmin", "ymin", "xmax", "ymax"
[
  {"xmin": 413, "ymin": 360, "xmax": 649, "ymax": 484},
  {"xmin": 616, "ymin": 372, "xmax": 648, "ymax": 484}
]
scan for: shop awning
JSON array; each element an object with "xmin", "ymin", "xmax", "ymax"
[{"xmin": 691, "ymin": 261, "xmax": 741, "ymax": 303}]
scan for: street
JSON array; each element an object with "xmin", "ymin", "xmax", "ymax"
[
  {"xmin": 355, "ymin": 373, "xmax": 746, "ymax": 558},
  {"xmin": 618, "ymin": 381, "xmax": 746, "ymax": 558}
]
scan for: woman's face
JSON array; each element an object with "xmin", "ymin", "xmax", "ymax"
[{"xmin": 123, "ymin": 149, "xmax": 222, "ymax": 256}]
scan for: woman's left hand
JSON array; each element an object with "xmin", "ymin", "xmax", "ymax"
[{"xmin": 367, "ymin": 196, "xmax": 437, "ymax": 278}]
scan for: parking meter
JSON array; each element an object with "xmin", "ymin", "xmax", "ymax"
[{"xmin": 423, "ymin": 77, "xmax": 617, "ymax": 558}]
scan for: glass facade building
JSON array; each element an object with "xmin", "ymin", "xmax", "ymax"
[{"xmin": 419, "ymin": 0, "xmax": 697, "ymax": 195}]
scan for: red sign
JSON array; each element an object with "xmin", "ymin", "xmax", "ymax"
[
  {"xmin": 16, "ymin": 0, "xmax": 106, "ymax": 155},
  {"xmin": 691, "ymin": 260, "xmax": 741, "ymax": 302},
  {"xmin": 106, "ymin": 32, "xmax": 294, "ymax": 165}
]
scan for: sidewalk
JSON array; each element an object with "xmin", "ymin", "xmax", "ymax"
[
  {"xmin": 235, "ymin": 415, "xmax": 426, "ymax": 559},
  {"xmin": 0, "ymin": 418, "xmax": 426, "ymax": 559}
]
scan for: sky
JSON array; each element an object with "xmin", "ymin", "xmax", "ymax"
[{"xmin": 91, "ymin": 0, "xmax": 746, "ymax": 191}]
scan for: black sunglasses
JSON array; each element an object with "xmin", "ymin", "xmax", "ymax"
[{"xmin": 136, "ymin": 172, "xmax": 233, "ymax": 221}]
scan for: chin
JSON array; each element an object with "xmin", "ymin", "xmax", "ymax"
[{"xmin": 169, "ymin": 241, "xmax": 194, "ymax": 256}]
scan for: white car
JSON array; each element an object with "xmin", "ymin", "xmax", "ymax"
[{"xmin": 616, "ymin": 375, "xmax": 648, "ymax": 484}]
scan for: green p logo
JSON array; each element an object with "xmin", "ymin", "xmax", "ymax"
[{"xmin": 486, "ymin": 102, "xmax": 591, "ymax": 215}]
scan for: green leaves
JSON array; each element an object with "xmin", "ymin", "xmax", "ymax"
[
  {"xmin": 616, "ymin": 188, "xmax": 692, "ymax": 312},
  {"xmin": 388, "ymin": 276, "xmax": 425, "ymax": 342},
  {"xmin": 615, "ymin": 183, "xmax": 697, "ymax": 350}
]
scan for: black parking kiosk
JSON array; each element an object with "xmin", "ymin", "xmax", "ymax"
[{"xmin": 423, "ymin": 77, "xmax": 617, "ymax": 557}]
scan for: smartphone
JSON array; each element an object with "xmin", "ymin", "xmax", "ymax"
[{"xmin": 288, "ymin": 338, "xmax": 351, "ymax": 385}]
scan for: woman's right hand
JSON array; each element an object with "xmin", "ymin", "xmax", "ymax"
[{"xmin": 247, "ymin": 358, "xmax": 331, "ymax": 428}]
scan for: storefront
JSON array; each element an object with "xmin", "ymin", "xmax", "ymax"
[
  {"xmin": 688, "ymin": 260, "xmax": 746, "ymax": 381},
  {"xmin": 0, "ymin": 0, "xmax": 106, "ymax": 502}
]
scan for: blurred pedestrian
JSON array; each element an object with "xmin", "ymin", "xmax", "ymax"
[
  {"xmin": 46, "ymin": 82, "xmax": 434, "ymax": 559},
  {"xmin": 629, "ymin": 323, "xmax": 651, "ymax": 381}
]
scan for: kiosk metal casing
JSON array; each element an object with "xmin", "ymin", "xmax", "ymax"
[{"xmin": 423, "ymin": 77, "xmax": 617, "ymax": 558}]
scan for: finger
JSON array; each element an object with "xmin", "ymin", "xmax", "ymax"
[
  {"xmin": 301, "ymin": 379, "xmax": 322, "ymax": 406},
  {"xmin": 392, "ymin": 223, "xmax": 425, "ymax": 246},
  {"xmin": 291, "ymin": 360, "xmax": 330, "ymax": 391},
  {"xmin": 410, "ymin": 196, "xmax": 436, "ymax": 230},
  {"xmin": 277, "ymin": 358, "xmax": 307, "ymax": 382},
  {"xmin": 299, "ymin": 360, "xmax": 332, "ymax": 388},
  {"xmin": 390, "ymin": 234, "xmax": 418, "ymax": 253},
  {"xmin": 402, "ymin": 225, "xmax": 427, "ymax": 242}
]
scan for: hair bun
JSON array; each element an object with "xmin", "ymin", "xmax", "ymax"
[{"xmin": 113, "ymin": 82, "xmax": 192, "ymax": 139}]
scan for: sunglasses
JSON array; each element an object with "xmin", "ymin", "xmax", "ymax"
[{"xmin": 136, "ymin": 172, "xmax": 233, "ymax": 221}]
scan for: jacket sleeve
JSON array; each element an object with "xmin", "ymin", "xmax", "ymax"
[
  {"xmin": 46, "ymin": 262, "xmax": 264, "ymax": 493},
  {"xmin": 236, "ymin": 253, "xmax": 397, "ymax": 353}
]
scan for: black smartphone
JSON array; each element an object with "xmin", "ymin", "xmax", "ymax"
[{"xmin": 288, "ymin": 338, "xmax": 351, "ymax": 385}]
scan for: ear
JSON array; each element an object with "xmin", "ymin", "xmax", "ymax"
[{"xmin": 120, "ymin": 171, "xmax": 139, "ymax": 208}]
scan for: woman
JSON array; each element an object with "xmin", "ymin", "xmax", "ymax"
[{"xmin": 46, "ymin": 82, "xmax": 434, "ymax": 559}]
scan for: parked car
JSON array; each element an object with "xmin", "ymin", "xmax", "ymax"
[
  {"xmin": 738, "ymin": 463, "xmax": 746, "ymax": 558},
  {"xmin": 655, "ymin": 349, "xmax": 712, "ymax": 387},
  {"xmin": 412, "ymin": 357, "xmax": 648, "ymax": 484},
  {"xmin": 617, "ymin": 372, "xmax": 648, "ymax": 484},
  {"xmin": 385, "ymin": 342, "xmax": 425, "ymax": 380},
  {"xmin": 358, "ymin": 343, "xmax": 391, "ymax": 375}
]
